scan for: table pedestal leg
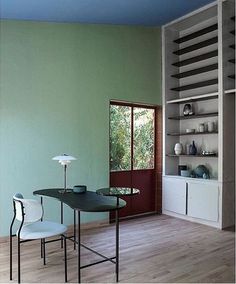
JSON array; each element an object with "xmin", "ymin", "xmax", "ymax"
[
  {"xmin": 74, "ymin": 210, "xmax": 76, "ymax": 250},
  {"xmin": 78, "ymin": 211, "xmax": 81, "ymax": 283},
  {"xmin": 40, "ymin": 197, "xmax": 43, "ymax": 258},
  {"xmin": 116, "ymin": 197, "xmax": 119, "ymax": 282},
  {"xmin": 61, "ymin": 202, "xmax": 64, "ymax": 248}
]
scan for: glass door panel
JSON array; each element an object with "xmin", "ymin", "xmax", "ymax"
[
  {"xmin": 110, "ymin": 105, "xmax": 131, "ymax": 171},
  {"xmin": 133, "ymin": 108, "xmax": 155, "ymax": 170}
]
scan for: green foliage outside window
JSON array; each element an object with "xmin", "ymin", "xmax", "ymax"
[
  {"xmin": 110, "ymin": 105, "xmax": 155, "ymax": 171},
  {"xmin": 133, "ymin": 108, "xmax": 154, "ymax": 169},
  {"xmin": 110, "ymin": 105, "xmax": 131, "ymax": 171}
]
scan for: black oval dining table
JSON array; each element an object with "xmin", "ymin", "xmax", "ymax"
[{"xmin": 33, "ymin": 188, "xmax": 126, "ymax": 283}]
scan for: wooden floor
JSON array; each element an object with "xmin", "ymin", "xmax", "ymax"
[{"xmin": 0, "ymin": 215, "xmax": 235, "ymax": 283}]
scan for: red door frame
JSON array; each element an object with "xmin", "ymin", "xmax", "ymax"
[{"xmin": 109, "ymin": 101, "xmax": 158, "ymax": 219}]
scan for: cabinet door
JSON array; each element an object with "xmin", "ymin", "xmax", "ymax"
[
  {"xmin": 188, "ymin": 182, "xmax": 219, "ymax": 222},
  {"xmin": 163, "ymin": 178, "xmax": 186, "ymax": 215}
]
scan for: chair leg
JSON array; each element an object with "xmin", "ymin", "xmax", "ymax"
[
  {"xmin": 64, "ymin": 236, "xmax": 67, "ymax": 283},
  {"xmin": 40, "ymin": 239, "xmax": 43, "ymax": 258},
  {"xmin": 10, "ymin": 205, "xmax": 16, "ymax": 281},
  {"xmin": 10, "ymin": 233, "xmax": 13, "ymax": 280},
  {"xmin": 43, "ymin": 238, "xmax": 46, "ymax": 265},
  {"xmin": 17, "ymin": 237, "xmax": 21, "ymax": 283}
]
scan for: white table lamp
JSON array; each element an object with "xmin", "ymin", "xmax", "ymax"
[{"xmin": 52, "ymin": 154, "xmax": 76, "ymax": 193}]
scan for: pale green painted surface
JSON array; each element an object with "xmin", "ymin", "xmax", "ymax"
[{"xmin": 0, "ymin": 20, "xmax": 161, "ymax": 236}]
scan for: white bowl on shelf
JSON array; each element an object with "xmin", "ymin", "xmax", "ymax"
[
  {"xmin": 181, "ymin": 170, "xmax": 191, "ymax": 177},
  {"xmin": 186, "ymin": 128, "xmax": 195, "ymax": 133}
]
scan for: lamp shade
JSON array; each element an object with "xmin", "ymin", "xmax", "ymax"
[{"xmin": 52, "ymin": 154, "xmax": 76, "ymax": 166}]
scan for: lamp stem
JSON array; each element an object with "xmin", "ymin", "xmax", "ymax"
[{"xmin": 64, "ymin": 164, "xmax": 67, "ymax": 193}]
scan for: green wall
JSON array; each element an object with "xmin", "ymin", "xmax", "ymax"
[{"xmin": 0, "ymin": 20, "xmax": 161, "ymax": 237}]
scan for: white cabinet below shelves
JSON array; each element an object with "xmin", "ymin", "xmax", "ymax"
[
  {"xmin": 187, "ymin": 182, "xmax": 219, "ymax": 222},
  {"xmin": 163, "ymin": 177, "xmax": 186, "ymax": 215},
  {"xmin": 163, "ymin": 176, "xmax": 220, "ymax": 225}
]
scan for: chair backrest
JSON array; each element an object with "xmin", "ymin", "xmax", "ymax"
[{"xmin": 13, "ymin": 193, "xmax": 43, "ymax": 223}]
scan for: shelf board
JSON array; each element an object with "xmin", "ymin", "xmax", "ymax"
[
  {"xmin": 166, "ymin": 92, "xmax": 218, "ymax": 104},
  {"xmin": 229, "ymin": 59, "xmax": 235, "ymax": 64},
  {"xmin": 163, "ymin": 175, "xmax": 218, "ymax": 182},
  {"xmin": 168, "ymin": 112, "xmax": 218, "ymax": 120},
  {"xmin": 171, "ymin": 64, "xmax": 218, "ymax": 79},
  {"xmin": 230, "ymin": 30, "xmax": 235, "ymax": 35},
  {"xmin": 173, "ymin": 37, "xmax": 218, "ymax": 56},
  {"xmin": 228, "ymin": 74, "xmax": 235, "ymax": 79},
  {"xmin": 225, "ymin": 89, "xmax": 236, "ymax": 94},
  {"xmin": 166, "ymin": 154, "xmax": 218, "ymax": 158},
  {"xmin": 172, "ymin": 50, "xmax": 218, "ymax": 67},
  {"xmin": 229, "ymin": 44, "xmax": 235, "ymax": 49},
  {"xmin": 173, "ymin": 24, "xmax": 218, "ymax": 44},
  {"xmin": 167, "ymin": 131, "xmax": 218, "ymax": 136},
  {"xmin": 171, "ymin": 78, "xmax": 218, "ymax": 92}
]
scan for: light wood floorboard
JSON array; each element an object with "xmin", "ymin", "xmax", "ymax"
[{"xmin": 0, "ymin": 215, "xmax": 235, "ymax": 283}]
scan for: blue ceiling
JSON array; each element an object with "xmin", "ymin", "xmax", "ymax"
[{"xmin": 0, "ymin": 0, "xmax": 215, "ymax": 26}]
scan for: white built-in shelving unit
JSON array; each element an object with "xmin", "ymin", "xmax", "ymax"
[{"xmin": 162, "ymin": 0, "xmax": 235, "ymax": 229}]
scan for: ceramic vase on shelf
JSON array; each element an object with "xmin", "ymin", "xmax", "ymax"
[
  {"xmin": 183, "ymin": 103, "xmax": 194, "ymax": 116},
  {"xmin": 207, "ymin": 121, "xmax": 214, "ymax": 132},
  {"xmin": 189, "ymin": 141, "xmax": 197, "ymax": 155},
  {"xmin": 199, "ymin": 123, "xmax": 205, "ymax": 133},
  {"xmin": 185, "ymin": 143, "xmax": 191, "ymax": 155},
  {"xmin": 174, "ymin": 143, "xmax": 183, "ymax": 155}
]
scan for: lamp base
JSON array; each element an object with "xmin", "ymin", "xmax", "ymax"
[{"xmin": 58, "ymin": 189, "xmax": 73, "ymax": 194}]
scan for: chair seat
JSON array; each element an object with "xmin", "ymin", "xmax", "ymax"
[{"xmin": 16, "ymin": 220, "xmax": 67, "ymax": 240}]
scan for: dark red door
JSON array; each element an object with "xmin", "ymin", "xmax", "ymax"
[{"xmin": 110, "ymin": 102, "xmax": 156, "ymax": 219}]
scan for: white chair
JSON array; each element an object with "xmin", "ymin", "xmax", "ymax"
[{"xmin": 10, "ymin": 193, "xmax": 68, "ymax": 283}]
